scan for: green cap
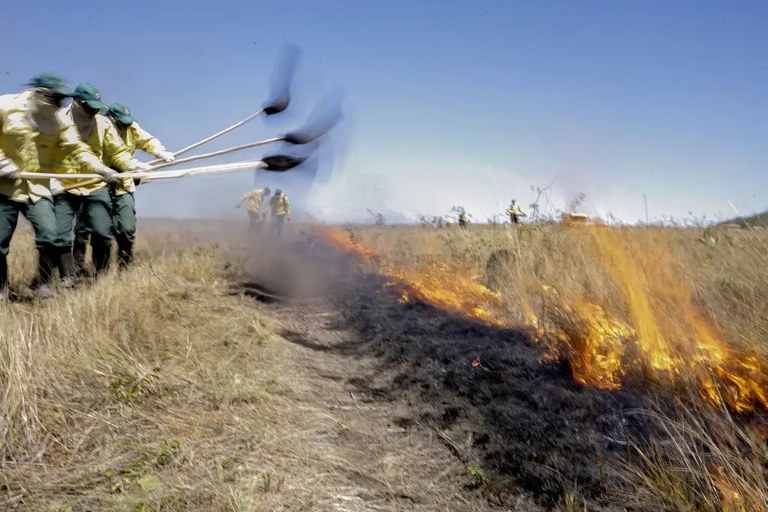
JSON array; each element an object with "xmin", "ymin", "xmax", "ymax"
[
  {"xmin": 106, "ymin": 102, "xmax": 135, "ymax": 125},
  {"xmin": 25, "ymin": 73, "xmax": 74, "ymax": 96},
  {"xmin": 73, "ymin": 83, "xmax": 106, "ymax": 110}
]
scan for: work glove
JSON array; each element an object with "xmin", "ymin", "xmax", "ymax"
[
  {"xmin": 0, "ymin": 158, "xmax": 20, "ymax": 180},
  {"xmin": 50, "ymin": 178, "xmax": 63, "ymax": 194},
  {"xmin": 158, "ymin": 151, "xmax": 175, "ymax": 163},
  {"xmin": 94, "ymin": 163, "xmax": 121, "ymax": 185},
  {"xmin": 129, "ymin": 160, "xmax": 153, "ymax": 172}
]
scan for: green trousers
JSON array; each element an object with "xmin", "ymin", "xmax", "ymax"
[
  {"xmin": 54, "ymin": 188, "xmax": 114, "ymax": 274},
  {"xmin": 0, "ymin": 195, "xmax": 57, "ymax": 289},
  {"xmin": 111, "ymin": 192, "xmax": 136, "ymax": 265},
  {"xmin": 73, "ymin": 190, "xmax": 137, "ymax": 267}
]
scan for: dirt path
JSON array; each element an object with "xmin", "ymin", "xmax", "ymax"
[{"xmin": 246, "ymin": 287, "xmax": 523, "ymax": 511}]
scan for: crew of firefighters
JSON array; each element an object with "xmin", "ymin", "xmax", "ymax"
[
  {"xmin": 236, "ymin": 187, "xmax": 292, "ymax": 237},
  {"xmin": 0, "ymin": 73, "xmax": 176, "ymax": 300},
  {"xmin": 0, "ymin": 73, "xmax": 554, "ymax": 302}
]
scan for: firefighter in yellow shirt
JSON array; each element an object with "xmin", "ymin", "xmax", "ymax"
[
  {"xmin": 54, "ymin": 84, "xmax": 150, "ymax": 279},
  {"xmin": 506, "ymin": 199, "xmax": 527, "ymax": 224},
  {"xmin": 236, "ymin": 187, "xmax": 271, "ymax": 233},
  {"xmin": 0, "ymin": 74, "xmax": 121, "ymax": 300},
  {"xmin": 268, "ymin": 189, "xmax": 291, "ymax": 238},
  {"xmin": 97, "ymin": 102, "xmax": 174, "ymax": 266},
  {"xmin": 458, "ymin": 209, "xmax": 469, "ymax": 228}
]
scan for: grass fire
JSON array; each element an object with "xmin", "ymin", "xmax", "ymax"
[{"xmin": 320, "ymin": 224, "xmax": 768, "ymax": 416}]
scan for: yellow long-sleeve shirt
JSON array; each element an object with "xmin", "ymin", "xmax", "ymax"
[
  {"xmin": 60, "ymin": 106, "xmax": 134, "ymax": 196},
  {"xmin": 113, "ymin": 122, "xmax": 167, "ymax": 195},
  {"xmin": 0, "ymin": 90, "xmax": 106, "ymax": 203},
  {"xmin": 238, "ymin": 189, "xmax": 266, "ymax": 214},
  {"xmin": 269, "ymin": 194, "xmax": 291, "ymax": 217}
]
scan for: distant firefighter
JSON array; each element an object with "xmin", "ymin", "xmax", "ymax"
[
  {"xmin": 458, "ymin": 210, "xmax": 469, "ymax": 228},
  {"xmin": 506, "ymin": 199, "xmax": 527, "ymax": 224},
  {"xmin": 236, "ymin": 187, "xmax": 271, "ymax": 233},
  {"xmin": 268, "ymin": 189, "xmax": 291, "ymax": 238}
]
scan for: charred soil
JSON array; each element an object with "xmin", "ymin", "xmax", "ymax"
[{"xmin": 236, "ymin": 234, "xmax": 663, "ymax": 509}]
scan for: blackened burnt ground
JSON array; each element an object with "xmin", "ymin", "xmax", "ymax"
[
  {"xmin": 234, "ymin": 235, "xmax": 659, "ymax": 509},
  {"xmin": 329, "ymin": 271, "xmax": 653, "ymax": 508}
]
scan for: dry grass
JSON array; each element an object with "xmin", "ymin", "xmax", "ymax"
[
  {"xmin": 2, "ymin": 227, "xmax": 280, "ymax": 510},
  {"xmin": 349, "ymin": 222, "xmax": 768, "ymax": 511},
  {"xmin": 1, "ymin": 223, "xmax": 498, "ymax": 512}
]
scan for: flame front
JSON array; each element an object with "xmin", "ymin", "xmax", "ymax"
[
  {"xmin": 321, "ymin": 227, "xmax": 508, "ymax": 327},
  {"xmin": 318, "ymin": 227, "xmax": 768, "ymax": 413}
]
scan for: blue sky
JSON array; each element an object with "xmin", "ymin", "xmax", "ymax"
[{"xmin": 3, "ymin": 0, "xmax": 767, "ymax": 223}]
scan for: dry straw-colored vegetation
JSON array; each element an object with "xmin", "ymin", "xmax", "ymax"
[
  {"xmin": 1, "ymin": 222, "xmax": 491, "ymax": 512},
  {"xmin": 0, "ymin": 227, "xmax": 288, "ymax": 511}
]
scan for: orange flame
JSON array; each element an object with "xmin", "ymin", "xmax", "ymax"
[{"xmin": 318, "ymin": 226, "xmax": 768, "ymax": 413}]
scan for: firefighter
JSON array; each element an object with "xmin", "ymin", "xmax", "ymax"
[
  {"xmin": 54, "ymin": 83, "xmax": 150, "ymax": 280},
  {"xmin": 268, "ymin": 189, "xmax": 291, "ymax": 238},
  {"xmin": 236, "ymin": 187, "xmax": 271, "ymax": 233},
  {"xmin": 458, "ymin": 209, "xmax": 469, "ymax": 228},
  {"xmin": 506, "ymin": 199, "xmax": 527, "ymax": 224},
  {"xmin": 98, "ymin": 102, "xmax": 174, "ymax": 266},
  {"xmin": 0, "ymin": 74, "xmax": 120, "ymax": 300}
]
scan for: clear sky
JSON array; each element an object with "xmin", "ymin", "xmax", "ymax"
[{"xmin": 3, "ymin": 0, "xmax": 767, "ymax": 223}]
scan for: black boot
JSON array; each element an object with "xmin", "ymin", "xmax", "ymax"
[
  {"xmin": 34, "ymin": 248, "xmax": 56, "ymax": 299},
  {"xmin": 73, "ymin": 237, "xmax": 88, "ymax": 277},
  {"xmin": 59, "ymin": 248, "xmax": 76, "ymax": 288},
  {"xmin": 117, "ymin": 241, "xmax": 133, "ymax": 268},
  {"xmin": 0, "ymin": 254, "xmax": 8, "ymax": 301},
  {"xmin": 92, "ymin": 242, "xmax": 112, "ymax": 275}
]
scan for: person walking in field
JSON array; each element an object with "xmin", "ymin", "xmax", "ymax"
[
  {"xmin": 236, "ymin": 187, "xmax": 271, "ymax": 233},
  {"xmin": 0, "ymin": 74, "xmax": 123, "ymax": 300},
  {"xmin": 506, "ymin": 199, "xmax": 527, "ymax": 224},
  {"xmin": 268, "ymin": 189, "xmax": 291, "ymax": 238},
  {"xmin": 54, "ymin": 83, "xmax": 151, "ymax": 281},
  {"xmin": 458, "ymin": 208, "xmax": 469, "ymax": 229}
]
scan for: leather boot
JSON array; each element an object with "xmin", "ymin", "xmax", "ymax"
[
  {"xmin": 59, "ymin": 248, "xmax": 76, "ymax": 288},
  {"xmin": 117, "ymin": 240, "xmax": 133, "ymax": 268},
  {"xmin": 34, "ymin": 248, "xmax": 56, "ymax": 299},
  {"xmin": 92, "ymin": 242, "xmax": 112, "ymax": 275},
  {"xmin": 0, "ymin": 254, "xmax": 8, "ymax": 301},
  {"xmin": 73, "ymin": 237, "xmax": 88, "ymax": 277}
]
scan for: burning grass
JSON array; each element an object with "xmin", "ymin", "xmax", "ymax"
[{"xmin": 328, "ymin": 222, "xmax": 768, "ymax": 509}]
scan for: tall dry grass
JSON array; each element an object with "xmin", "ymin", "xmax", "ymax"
[
  {"xmin": 350, "ymin": 222, "xmax": 768, "ymax": 511},
  {"xmin": 1, "ymin": 227, "xmax": 278, "ymax": 510}
]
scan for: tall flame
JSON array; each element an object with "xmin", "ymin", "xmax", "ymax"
[{"xmin": 318, "ymin": 226, "xmax": 768, "ymax": 413}]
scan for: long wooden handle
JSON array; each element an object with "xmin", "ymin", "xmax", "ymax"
[
  {"xmin": 52, "ymin": 135, "xmax": 286, "ymax": 193},
  {"xmin": 19, "ymin": 160, "xmax": 265, "ymax": 182},
  {"xmin": 58, "ymin": 177, "xmax": 102, "ymax": 193},
  {"xmin": 151, "ymin": 136, "xmax": 284, "ymax": 170},
  {"xmin": 148, "ymin": 109, "xmax": 266, "ymax": 165}
]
